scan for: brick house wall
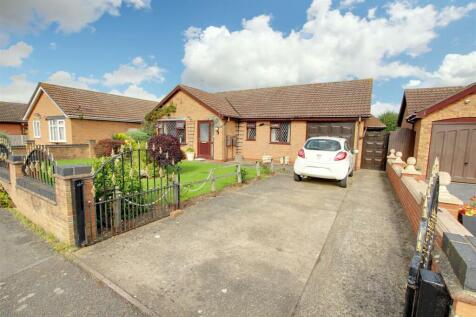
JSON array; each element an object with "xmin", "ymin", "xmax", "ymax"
[
  {"xmin": 0, "ymin": 123, "xmax": 25, "ymax": 135},
  {"xmin": 413, "ymin": 92, "xmax": 476, "ymax": 174},
  {"xmin": 161, "ymin": 91, "xmax": 226, "ymax": 161},
  {"xmin": 70, "ymin": 119, "xmax": 141, "ymax": 144},
  {"xmin": 27, "ymin": 90, "xmax": 142, "ymax": 145}
]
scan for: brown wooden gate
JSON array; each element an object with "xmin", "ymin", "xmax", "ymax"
[
  {"xmin": 429, "ymin": 122, "xmax": 476, "ymax": 183},
  {"xmin": 362, "ymin": 131, "xmax": 389, "ymax": 170}
]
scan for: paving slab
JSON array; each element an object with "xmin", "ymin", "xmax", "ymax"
[
  {"xmin": 75, "ymin": 175, "xmax": 341, "ymax": 317},
  {"xmin": 0, "ymin": 209, "xmax": 143, "ymax": 317}
]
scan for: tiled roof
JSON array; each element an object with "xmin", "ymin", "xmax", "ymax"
[
  {"xmin": 33, "ymin": 83, "xmax": 158, "ymax": 123},
  {"xmin": 166, "ymin": 79, "xmax": 373, "ymax": 119},
  {"xmin": 404, "ymin": 86, "xmax": 464, "ymax": 115},
  {"xmin": 365, "ymin": 115, "xmax": 386, "ymax": 129},
  {"xmin": 0, "ymin": 101, "xmax": 28, "ymax": 122}
]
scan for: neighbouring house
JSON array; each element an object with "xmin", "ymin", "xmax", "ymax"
[
  {"xmin": 149, "ymin": 78, "xmax": 372, "ymax": 169},
  {"xmin": 23, "ymin": 82, "xmax": 158, "ymax": 145},
  {"xmin": 398, "ymin": 82, "xmax": 476, "ymax": 183},
  {"xmin": 0, "ymin": 101, "xmax": 28, "ymax": 135}
]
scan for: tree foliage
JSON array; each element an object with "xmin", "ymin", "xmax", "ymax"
[
  {"xmin": 94, "ymin": 139, "xmax": 124, "ymax": 157},
  {"xmin": 378, "ymin": 111, "xmax": 399, "ymax": 131},
  {"xmin": 143, "ymin": 103, "xmax": 177, "ymax": 136}
]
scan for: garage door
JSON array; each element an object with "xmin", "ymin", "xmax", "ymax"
[
  {"xmin": 429, "ymin": 122, "xmax": 476, "ymax": 183},
  {"xmin": 306, "ymin": 122, "xmax": 355, "ymax": 145}
]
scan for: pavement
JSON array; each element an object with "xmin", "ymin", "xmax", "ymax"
[
  {"xmin": 0, "ymin": 209, "xmax": 144, "ymax": 317},
  {"xmin": 75, "ymin": 170, "xmax": 414, "ymax": 316},
  {"xmin": 448, "ymin": 182, "xmax": 476, "ymax": 203}
]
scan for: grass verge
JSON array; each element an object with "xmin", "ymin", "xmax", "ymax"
[{"xmin": 4, "ymin": 208, "xmax": 76, "ymax": 254}]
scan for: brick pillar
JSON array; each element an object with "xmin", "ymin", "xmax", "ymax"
[
  {"xmin": 82, "ymin": 176, "xmax": 97, "ymax": 243},
  {"xmin": 9, "ymin": 160, "xmax": 23, "ymax": 188},
  {"xmin": 54, "ymin": 175, "xmax": 75, "ymax": 244}
]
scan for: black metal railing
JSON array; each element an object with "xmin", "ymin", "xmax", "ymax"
[
  {"xmin": 22, "ymin": 145, "xmax": 56, "ymax": 186},
  {"xmin": 404, "ymin": 158, "xmax": 451, "ymax": 316},
  {"xmin": 90, "ymin": 144, "xmax": 180, "ymax": 243}
]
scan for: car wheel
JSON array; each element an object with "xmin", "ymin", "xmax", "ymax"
[
  {"xmin": 294, "ymin": 173, "xmax": 302, "ymax": 182},
  {"xmin": 349, "ymin": 170, "xmax": 354, "ymax": 177},
  {"xmin": 338, "ymin": 176, "xmax": 348, "ymax": 188}
]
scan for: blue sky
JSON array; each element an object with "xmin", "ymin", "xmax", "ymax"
[{"xmin": 0, "ymin": 0, "xmax": 475, "ymax": 115}]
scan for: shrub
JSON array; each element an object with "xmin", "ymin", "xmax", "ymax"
[
  {"xmin": 0, "ymin": 184, "xmax": 13, "ymax": 208},
  {"xmin": 148, "ymin": 134, "xmax": 183, "ymax": 166},
  {"xmin": 127, "ymin": 130, "xmax": 149, "ymax": 142},
  {"xmin": 94, "ymin": 139, "xmax": 124, "ymax": 157},
  {"xmin": 112, "ymin": 133, "xmax": 128, "ymax": 141},
  {"xmin": 185, "ymin": 147, "xmax": 194, "ymax": 153},
  {"xmin": 378, "ymin": 111, "xmax": 398, "ymax": 132}
]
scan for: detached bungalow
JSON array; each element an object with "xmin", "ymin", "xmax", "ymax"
[
  {"xmin": 150, "ymin": 78, "xmax": 373, "ymax": 168},
  {"xmin": 0, "ymin": 101, "xmax": 28, "ymax": 135},
  {"xmin": 23, "ymin": 83, "xmax": 157, "ymax": 145},
  {"xmin": 398, "ymin": 82, "xmax": 476, "ymax": 183}
]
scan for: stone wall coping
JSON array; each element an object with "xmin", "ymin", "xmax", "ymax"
[
  {"xmin": 401, "ymin": 175, "xmax": 426, "ymax": 203},
  {"xmin": 15, "ymin": 180, "xmax": 57, "ymax": 205},
  {"xmin": 55, "ymin": 165, "xmax": 92, "ymax": 177}
]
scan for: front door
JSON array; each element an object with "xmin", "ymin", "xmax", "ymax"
[{"xmin": 197, "ymin": 121, "xmax": 212, "ymax": 159}]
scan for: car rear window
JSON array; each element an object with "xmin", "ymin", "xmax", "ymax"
[{"xmin": 305, "ymin": 139, "xmax": 341, "ymax": 151}]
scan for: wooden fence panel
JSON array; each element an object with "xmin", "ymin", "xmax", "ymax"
[{"xmin": 388, "ymin": 128, "xmax": 415, "ymax": 161}]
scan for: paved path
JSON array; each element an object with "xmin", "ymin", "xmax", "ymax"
[
  {"xmin": 76, "ymin": 170, "xmax": 414, "ymax": 316},
  {"xmin": 293, "ymin": 170, "xmax": 414, "ymax": 316},
  {"xmin": 0, "ymin": 209, "xmax": 143, "ymax": 317}
]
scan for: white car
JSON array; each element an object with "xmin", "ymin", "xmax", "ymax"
[{"xmin": 293, "ymin": 137, "xmax": 356, "ymax": 188}]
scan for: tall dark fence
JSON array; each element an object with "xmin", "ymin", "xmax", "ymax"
[{"xmin": 389, "ymin": 128, "xmax": 415, "ymax": 161}]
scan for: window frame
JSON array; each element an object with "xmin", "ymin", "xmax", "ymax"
[
  {"xmin": 269, "ymin": 121, "xmax": 291, "ymax": 144},
  {"xmin": 48, "ymin": 119, "xmax": 66, "ymax": 143},
  {"xmin": 33, "ymin": 119, "xmax": 41, "ymax": 138},
  {"xmin": 246, "ymin": 122, "xmax": 256, "ymax": 141},
  {"xmin": 157, "ymin": 120, "xmax": 187, "ymax": 145}
]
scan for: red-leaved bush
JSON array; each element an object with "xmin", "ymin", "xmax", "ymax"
[
  {"xmin": 94, "ymin": 139, "xmax": 124, "ymax": 157},
  {"xmin": 148, "ymin": 135, "xmax": 183, "ymax": 166}
]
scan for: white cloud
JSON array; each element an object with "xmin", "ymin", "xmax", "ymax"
[
  {"xmin": 103, "ymin": 56, "xmax": 164, "ymax": 86},
  {"xmin": 0, "ymin": 0, "xmax": 151, "ymax": 34},
  {"xmin": 436, "ymin": 3, "xmax": 476, "ymax": 27},
  {"xmin": 371, "ymin": 101, "xmax": 400, "ymax": 116},
  {"xmin": 340, "ymin": 0, "xmax": 365, "ymax": 9},
  {"xmin": 110, "ymin": 84, "xmax": 160, "ymax": 101},
  {"xmin": 47, "ymin": 71, "xmax": 99, "ymax": 89},
  {"xmin": 182, "ymin": 0, "xmax": 475, "ymax": 91},
  {"xmin": 0, "ymin": 41, "xmax": 33, "ymax": 67},
  {"xmin": 49, "ymin": 42, "xmax": 57, "ymax": 50},
  {"xmin": 405, "ymin": 51, "xmax": 476, "ymax": 88},
  {"xmin": 0, "ymin": 74, "xmax": 36, "ymax": 102}
]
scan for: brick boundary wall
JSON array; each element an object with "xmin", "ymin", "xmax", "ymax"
[
  {"xmin": 0, "ymin": 159, "xmax": 91, "ymax": 245},
  {"xmin": 386, "ymin": 164, "xmax": 422, "ymax": 235}
]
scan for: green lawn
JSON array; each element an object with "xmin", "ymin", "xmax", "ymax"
[
  {"xmin": 57, "ymin": 158, "xmax": 94, "ymax": 166},
  {"xmin": 59, "ymin": 157, "xmax": 266, "ymax": 202},
  {"xmin": 177, "ymin": 161, "xmax": 262, "ymax": 201}
]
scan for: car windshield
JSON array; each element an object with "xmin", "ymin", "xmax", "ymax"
[{"xmin": 305, "ymin": 139, "xmax": 341, "ymax": 151}]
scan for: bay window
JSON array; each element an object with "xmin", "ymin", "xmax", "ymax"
[
  {"xmin": 270, "ymin": 122, "xmax": 290, "ymax": 144},
  {"xmin": 48, "ymin": 119, "xmax": 66, "ymax": 142},
  {"xmin": 157, "ymin": 120, "xmax": 186, "ymax": 144}
]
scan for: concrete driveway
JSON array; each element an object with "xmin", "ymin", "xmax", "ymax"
[{"xmin": 75, "ymin": 170, "xmax": 413, "ymax": 316}]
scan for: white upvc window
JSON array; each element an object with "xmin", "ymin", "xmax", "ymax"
[
  {"xmin": 48, "ymin": 119, "xmax": 66, "ymax": 142},
  {"xmin": 33, "ymin": 120, "xmax": 41, "ymax": 138}
]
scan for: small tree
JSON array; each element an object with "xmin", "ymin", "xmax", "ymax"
[
  {"xmin": 143, "ymin": 103, "xmax": 177, "ymax": 136},
  {"xmin": 94, "ymin": 139, "xmax": 124, "ymax": 157},
  {"xmin": 148, "ymin": 134, "xmax": 183, "ymax": 166},
  {"xmin": 379, "ymin": 111, "xmax": 398, "ymax": 131}
]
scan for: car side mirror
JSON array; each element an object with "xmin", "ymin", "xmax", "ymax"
[{"xmin": 352, "ymin": 149, "xmax": 359, "ymax": 154}]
